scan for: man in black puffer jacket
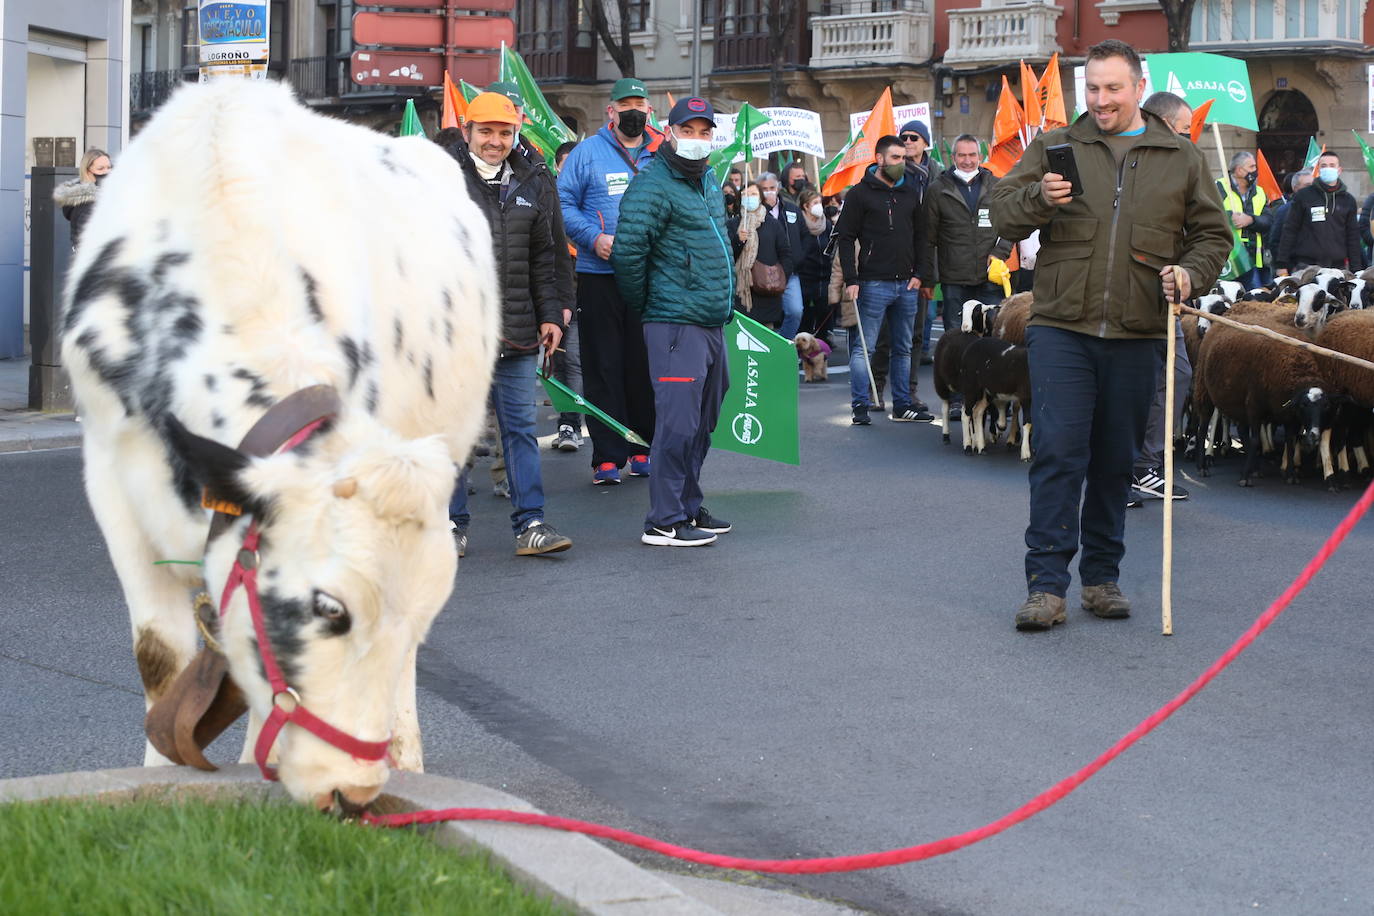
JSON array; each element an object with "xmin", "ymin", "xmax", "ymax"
[{"xmin": 438, "ymin": 92, "xmax": 572, "ymax": 557}]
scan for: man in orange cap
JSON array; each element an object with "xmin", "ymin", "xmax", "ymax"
[{"xmin": 440, "ymin": 92, "xmax": 572, "ymax": 557}]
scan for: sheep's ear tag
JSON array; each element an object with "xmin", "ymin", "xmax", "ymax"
[
  {"xmin": 1277, "ymin": 294, "xmax": 1298, "ymax": 305},
  {"xmin": 1281, "ymin": 398, "xmax": 1293, "ymax": 409},
  {"xmin": 201, "ymin": 488, "xmax": 243, "ymax": 517}
]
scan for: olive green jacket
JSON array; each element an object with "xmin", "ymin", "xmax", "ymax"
[{"xmin": 989, "ymin": 111, "xmax": 1232, "ymax": 339}]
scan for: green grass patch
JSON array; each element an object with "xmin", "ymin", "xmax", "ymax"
[{"xmin": 0, "ymin": 797, "xmax": 570, "ymax": 915}]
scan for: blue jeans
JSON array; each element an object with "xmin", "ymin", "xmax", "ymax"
[
  {"xmin": 779, "ymin": 274, "xmax": 803, "ymax": 340},
  {"xmin": 449, "ymin": 354, "xmax": 544, "ymax": 534},
  {"xmin": 921, "ymin": 294, "xmax": 936, "ymax": 354},
  {"xmin": 849, "ymin": 280, "xmax": 918, "ymax": 409},
  {"xmin": 1024, "ymin": 327, "xmax": 1163, "ymax": 597}
]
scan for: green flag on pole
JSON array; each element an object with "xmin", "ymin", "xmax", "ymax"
[
  {"xmin": 399, "ymin": 99, "xmax": 424, "ymax": 137},
  {"xmin": 710, "ymin": 139, "xmax": 745, "ymax": 185},
  {"xmin": 818, "ymin": 129, "xmax": 856, "ymax": 185},
  {"xmin": 538, "ymin": 372, "xmax": 650, "ymax": 447},
  {"xmin": 979, "ymin": 139, "xmax": 990, "ymax": 161},
  {"xmin": 1146, "ymin": 52, "xmax": 1258, "ymax": 131},
  {"xmin": 1219, "ymin": 234, "xmax": 1254, "ymax": 281},
  {"xmin": 459, "ymin": 79, "xmax": 482, "ymax": 103},
  {"xmin": 734, "ymin": 103, "xmax": 771, "ymax": 162},
  {"xmin": 500, "ymin": 45, "xmax": 575, "ymax": 147},
  {"xmin": 711, "ymin": 312, "xmax": 799, "ymax": 465},
  {"xmin": 1304, "ymin": 136, "xmax": 1324, "ymax": 172},
  {"xmin": 1353, "ymin": 130, "xmax": 1374, "ymax": 183}
]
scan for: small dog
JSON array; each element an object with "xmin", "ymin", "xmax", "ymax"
[{"xmin": 794, "ymin": 332, "xmax": 831, "ymax": 382}]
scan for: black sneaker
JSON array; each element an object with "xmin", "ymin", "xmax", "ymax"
[
  {"xmin": 852, "ymin": 406, "xmax": 871, "ymax": 426},
  {"xmin": 641, "ymin": 521, "xmax": 717, "ymax": 547},
  {"xmin": 691, "ymin": 507, "xmax": 732, "ymax": 533},
  {"xmin": 919, "ymin": 351, "xmax": 934, "ymax": 366},
  {"xmin": 890, "ymin": 404, "xmax": 935, "ymax": 422},
  {"xmin": 1132, "ymin": 466, "xmax": 1190, "ymax": 500}
]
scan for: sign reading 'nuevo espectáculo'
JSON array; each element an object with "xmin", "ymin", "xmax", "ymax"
[{"xmin": 199, "ymin": 1, "xmax": 270, "ymax": 81}]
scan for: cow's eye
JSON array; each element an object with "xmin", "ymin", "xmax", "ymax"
[{"xmin": 312, "ymin": 590, "xmax": 349, "ymax": 626}]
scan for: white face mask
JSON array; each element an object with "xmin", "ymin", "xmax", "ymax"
[
  {"xmin": 674, "ymin": 136, "xmax": 713, "ymax": 161},
  {"xmin": 954, "ymin": 167, "xmax": 980, "ymax": 182},
  {"xmin": 809, "ymin": 203, "xmax": 824, "ymax": 218},
  {"xmin": 742, "ymin": 195, "xmax": 760, "ymax": 211},
  {"xmin": 762, "ymin": 189, "xmax": 778, "ymax": 203}
]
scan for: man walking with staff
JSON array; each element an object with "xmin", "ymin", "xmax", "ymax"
[{"xmin": 989, "ymin": 40, "xmax": 1231, "ymax": 631}]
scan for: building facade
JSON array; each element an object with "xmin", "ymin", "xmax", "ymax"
[{"xmin": 1, "ymin": 0, "xmax": 130, "ymax": 359}]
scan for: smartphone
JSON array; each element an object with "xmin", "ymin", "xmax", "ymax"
[{"xmin": 1045, "ymin": 144, "xmax": 1084, "ymax": 198}]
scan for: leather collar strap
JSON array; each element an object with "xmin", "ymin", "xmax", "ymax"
[{"xmin": 211, "ymin": 387, "xmax": 391, "ymax": 780}]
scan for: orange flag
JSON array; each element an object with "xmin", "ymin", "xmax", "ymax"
[
  {"xmin": 1037, "ymin": 53, "xmax": 1067, "ymax": 130},
  {"xmin": 1254, "ymin": 148, "xmax": 1283, "ymax": 201},
  {"xmin": 984, "ymin": 76, "xmax": 1025, "ymax": 178},
  {"xmin": 1020, "ymin": 61, "xmax": 1041, "ymax": 142},
  {"xmin": 666, "ymin": 91, "xmax": 677, "ymax": 110},
  {"xmin": 1188, "ymin": 98, "xmax": 1215, "ymax": 144},
  {"xmin": 821, "ymin": 87, "xmax": 896, "ymax": 195},
  {"xmin": 442, "ymin": 71, "xmax": 466, "ymax": 129}
]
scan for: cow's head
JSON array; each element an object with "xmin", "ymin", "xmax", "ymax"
[{"xmin": 168, "ymin": 415, "xmax": 456, "ymax": 811}]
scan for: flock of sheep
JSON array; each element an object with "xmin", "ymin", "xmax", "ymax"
[{"xmin": 929, "ymin": 270, "xmax": 1374, "ymax": 492}]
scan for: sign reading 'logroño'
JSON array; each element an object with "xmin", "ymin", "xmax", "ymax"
[{"xmin": 199, "ymin": 1, "xmax": 269, "ymax": 82}]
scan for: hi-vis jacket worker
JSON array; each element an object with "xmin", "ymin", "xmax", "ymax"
[{"xmin": 1217, "ymin": 150, "xmax": 1271, "ymax": 287}]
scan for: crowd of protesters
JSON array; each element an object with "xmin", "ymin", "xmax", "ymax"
[{"xmin": 424, "ymin": 40, "xmax": 1364, "ymax": 629}]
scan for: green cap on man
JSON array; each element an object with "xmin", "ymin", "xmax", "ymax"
[
  {"xmin": 487, "ymin": 80, "xmax": 525, "ymax": 110},
  {"xmin": 610, "ymin": 77, "xmax": 648, "ymax": 101}
]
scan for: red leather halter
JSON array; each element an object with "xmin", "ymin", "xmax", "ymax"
[{"xmin": 217, "ymin": 415, "xmax": 391, "ymax": 781}]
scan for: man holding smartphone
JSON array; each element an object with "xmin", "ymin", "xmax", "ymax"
[
  {"xmin": 989, "ymin": 40, "xmax": 1231, "ymax": 631},
  {"xmin": 441, "ymin": 92, "xmax": 573, "ymax": 557}
]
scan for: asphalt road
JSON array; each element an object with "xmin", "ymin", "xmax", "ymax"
[{"xmin": 3, "ymin": 366, "xmax": 1372, "ymax": 915}]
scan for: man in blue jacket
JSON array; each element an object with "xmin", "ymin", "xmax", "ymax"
[
  {"xmin": 558, "ymin": 78, "xmax": 658, "ymax": 486},
  {"xmin": 612, "ymin": 97, "xmax": 735, "ymax": 547}
]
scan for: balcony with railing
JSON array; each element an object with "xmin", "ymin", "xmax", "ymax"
[
  {"xmin": 944, "ymin": 0, "xmax": 1063, "ymax": 68},
  {"xmin": 131, "ymin": 70, "xmax": 195, "ymax": 114},
  {"xmin": 1188, "ymin": 0, "xmax": 1366, "ymax": 51},
  {"xmin": 288, "ymin": 56, "xmax": 341, "ymax": 100},
  {"xmin": 810, "ymin": 0, "xmax": 933, "ymax": 69}
]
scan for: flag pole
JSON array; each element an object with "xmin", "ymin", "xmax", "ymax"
[
  {"xmin": 1163, "ymin": 266, "xmax": 1182, "ymax": 636},
  {"xmin": 1210, "ymin": 122, "xmax": 1229, "ymax": 184}
]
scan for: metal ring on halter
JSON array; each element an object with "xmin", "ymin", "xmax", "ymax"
[
  {"xmin": 273, "ymin": 687, "xmax": 301, "ymax": 713},
  {"xmin": 237, "ymin": 547, "xmax": 259, "ymax": 570}
]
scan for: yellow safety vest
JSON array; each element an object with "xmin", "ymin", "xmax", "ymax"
[{"xmin": 1219, "ymin": 181, "xmax": 1268, "ymax": 268}]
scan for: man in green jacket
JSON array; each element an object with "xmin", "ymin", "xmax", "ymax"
[
  {"xmin": 989, "ymin": 39, "xmax": 1231, "ymax": 631},
  {"xmin": 612, "ymin": 97, "xmax": 736, "ymax": 547}
]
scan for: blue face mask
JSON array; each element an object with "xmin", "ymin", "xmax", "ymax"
[{"xmin": 1319, "ymin": 166, "xmax": 1339, "ymax": 185}]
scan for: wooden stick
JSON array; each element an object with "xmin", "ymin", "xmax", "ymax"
[
  {"xmin": 1178, "ymin": 304, "xmax": 1374, "ymax": 373},
  {"xmin": 1162, "ymin": 268, "xmax": 1182, "ymax": 636}
]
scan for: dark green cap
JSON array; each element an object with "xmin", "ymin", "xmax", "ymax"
[
  {"xmin": 610, "ymin": 77, "xmax": 648, "ymax": 101},
  {"xmin": 486, "ymin": 80, "xmax": 525, "ymax": 109}
]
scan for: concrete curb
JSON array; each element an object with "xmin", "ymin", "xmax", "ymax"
[
  {"xmin": 0, "ymin": 412, "xmax": 81, "ymax": 453},
  {"xmin": 0, "ymin": 764, "xmax": 720, "ymax": 915}
]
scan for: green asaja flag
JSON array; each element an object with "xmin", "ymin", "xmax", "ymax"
[
  {"xmin": 459, "ymin": 79, "xmax": 482, "ymax": 103},
  {"xmin": 710, "ymin": 139, "xmax": 744, "ymax": 185},
  {"xmin": 1304, "ymin": 136, "xmax": 1324, "ymax": 171},
  {"xmin": 712, "ymin": 312, "xmax": 799, "ymax": 465},
  {"xmin": 734, "ymin": 102, "xmax": 771, "ymax": 162},
  {"xmin": 500, "ymin": 45, "xmax": 575, "ymax": 147},
  {"xmin": 818, "ymin": 129, "xmax": 855, "ymax": 185},
  {"xmin": 1219, "ymin": 234, "xmax": 1254, "ymax": 281},
  {"xmin": 1352, "ymin": 131, "xmax": 1374, "ymax": 182},
  {"xmin": 399, "ymin": 99, "xmax": 424, "ymax": 138},
  {"xmin": 1148, "ymin": 52, "xmax": 1258, "ymax": 131},
  {"xmin": 538, "ymin": 372, "xmax": 650, "ymax": 447}
]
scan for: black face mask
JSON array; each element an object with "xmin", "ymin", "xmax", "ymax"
[
  {"xmin": 789, "ymin": 177, "xmax": 808, "ymax": 192},
  {"xmin": 1243, "ymin": 171, "xmax": 1258, "ymax": 184},
  {"xmin": 616, "ymin": 109, "xmax": 646, "ymax": 139},
  {"xmin": 824, "ymin": 205, "xmax": 840, "ymax": 220},
  {"xmin": 93, "ymin": 173, "xmax": 108, "ymax": 185}
]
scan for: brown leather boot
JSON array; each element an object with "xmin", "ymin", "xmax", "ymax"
[
  {"xmin": 1081, "ymin": 582, "xmax": 1131, "ymax": 619},
  {"xmin": 1015, "ymin": 592, "xmax": 1067, "ymax": 631}
]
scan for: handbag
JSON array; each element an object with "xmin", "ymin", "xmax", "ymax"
[{"xmin": 750, "ymin": 260, "xmax": 787, "ymax": 296}]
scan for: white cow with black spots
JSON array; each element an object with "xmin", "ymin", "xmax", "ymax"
[{"xmin": 62, "ymin": 80, "xmax": 498, "ymax": 810}]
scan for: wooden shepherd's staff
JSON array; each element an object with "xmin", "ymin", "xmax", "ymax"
[{"xmin": 1160, "ymin": 282, "xmax": 1374, "ymax": 635}]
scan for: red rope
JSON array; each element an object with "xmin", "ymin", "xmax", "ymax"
[{"xmin": 362, "ymin": 477, "xmax": 1374, "ymax": 873}]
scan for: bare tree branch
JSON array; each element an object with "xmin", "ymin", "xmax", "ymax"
[
  {"xmin": 765, "ymin": 0, "xmax": 800, "ymax": 107},
  {"xmin": 582, "ymin": 0, "xmax": 636, "ymax": 77}
]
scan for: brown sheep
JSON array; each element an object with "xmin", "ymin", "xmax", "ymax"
[
  {"xmin": 992, "ymin": 291, "xmax": 1032, "ymax": 346},
  {"xmin": 1194, "ymin": 311, "xmax": 1334, "ymax": 487}
]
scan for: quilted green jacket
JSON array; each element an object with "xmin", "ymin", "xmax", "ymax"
[{"xmin": 611, "ymin": 156, "xmax": 735, "ymax": 327}]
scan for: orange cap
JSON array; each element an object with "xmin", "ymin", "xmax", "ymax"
[{"xmin": 465, "ymin": 92, "xmax": 521, "ymax": 126}]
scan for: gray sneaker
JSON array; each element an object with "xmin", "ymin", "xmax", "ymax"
[
  {"xmin": 1015, "ymin": 592, "xmax": 1067, "ymax": 631},
  {"xmin": 449, "ymin": 520, "xmax": 467, "ymax": 559},
  {"xmin": 1081, "ymin": 582, "xmax": 1131, "ymax": 619},
  {"xmin": 515, "ymin": 520, "xmax": 572, "ymax": 556}
]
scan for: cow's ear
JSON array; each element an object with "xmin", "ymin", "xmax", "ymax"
[{"xmin": 162, "ymin": 415, "xmax": 260, "ymax": 516}]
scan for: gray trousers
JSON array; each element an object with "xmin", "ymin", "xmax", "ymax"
[
  {"xmin": 1136, "ymin": 318, "xmax": 1192, "ymax": 471},
  {"xmin": 642, "ymin": 322, "xmax": 729, "ymax": 528}
]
